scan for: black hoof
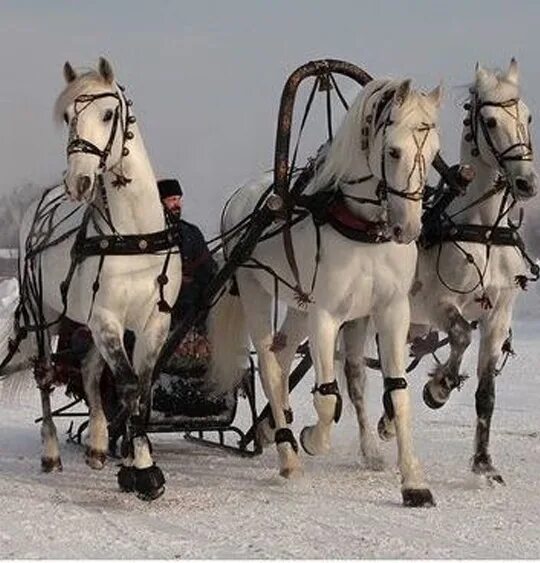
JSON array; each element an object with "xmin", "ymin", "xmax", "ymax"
[
  {"xmin": 402, "ymin": 488, "xmax": 436, "ymax": 507},
  {"xmin": 299, "ymin": 427, "xmax": 315, "ymax": 456},
  {"xmin": 472, "ymin": 459, "xmax": 505, "ymax": 486},
  {"xmin": 133, "ymin": 464, "xmax": 166, "ymax": 502},
  {"xmin": 423, "ymin": 383, "xmax": 446, "ymax": 410},
  {"xmin": 41, "ymin": 457, "xmax": 63, "ymax": 473},
  {"xmin": 117, "ymin": 465, "xmax": 136, "ymax": 492}
]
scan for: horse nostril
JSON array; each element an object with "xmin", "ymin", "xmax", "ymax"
[
  {"xmin": 393, "ymin": 226, "xmax": 403, "ymax": 239},
  {"xmin": 78, "ymin": 175, "xmax": 92, "ymax": 195},
  {"xmin": 516, "ymin": 178, "xmax": 533, "ymax": 195}
]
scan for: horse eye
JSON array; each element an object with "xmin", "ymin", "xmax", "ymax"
[
  {"xmin": 103, "ymin": 109, "xmax": 114, "ymax": 122},
  {"xmin": 388, "ymin": 147, "xmax": 401, "ymax": 159},
  {"xmin": 528, "ymin": 115, "xmax": 532, "ymax": 124},
  {"xmin": 63, "ymin": 112, "xmax": 69, "ymax": 124},
  {"xmin": 486, "ymin": 117, "xmax": 497, "ymax": 129}
]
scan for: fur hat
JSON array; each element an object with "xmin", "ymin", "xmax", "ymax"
[{"xmin": 157, "ymin": 178, "xmax": 183, "ymax": 198}]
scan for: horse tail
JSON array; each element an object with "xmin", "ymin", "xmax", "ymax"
[
  {"xmin": 0, "ymin": 286, "xmax": 35, "ymax": 403},
  {"xmin": 206, "ymin": 280, "xmax": 250, "ymax": 394}
]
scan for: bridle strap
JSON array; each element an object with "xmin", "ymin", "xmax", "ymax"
[{"xmin": 66, "ymin": 88, "xmax": 130, "ymax": 178}]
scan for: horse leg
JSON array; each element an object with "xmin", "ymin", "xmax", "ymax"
[
  {"xmin": 81, "ymin": 345, "xmax": 108, "ymax": 469},
  {"xmin": 38, "ymin": 385, "xmax": 62, "ymax": 472},
  {"xmin": 300, "ymin": 308, "xmax": 341, "ymax": 456},
  {"xmin": 342, "ymin": 318, "xmax": 385, "ymax": 471},
  {"xmin": 238, "ymin": 273, "xmax": 302, "ymax": 478},
  {"xmin": 472, "ymin": 305, "xmax": 512, "ymax": 485},
  {"xmin": 89, "ymin": 311, "xmax": 160, "ymax": 498},
  {"xmin": 257, "ymin": 308, "xmax": 307, "ymax": 447},
  {"xmin": 423, "ymin": 303, "xmax": 472, "ymax": 409},
  {"xmin": 374, "ymin": 297, "xmax": 435, "ymax": 507}
]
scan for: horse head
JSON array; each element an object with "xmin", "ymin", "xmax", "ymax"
[
  {"xmin": 466, "ymin": 58, "xmax": 537, "ymax": 201},
  {"xmin": 55, "ymin": 57, "xmax": 133, "ymax": 202}
]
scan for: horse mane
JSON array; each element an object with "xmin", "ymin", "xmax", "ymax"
[
  {"xmin": 53, "ymin": 70, "xmax": 112, "ymax": 124},
  {"xmin": 307, "ymin": 78, "xmax": 438, "ymax": 194}
]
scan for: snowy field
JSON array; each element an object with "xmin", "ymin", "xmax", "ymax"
[{"xmin": 1, "ymin": 320, "xmax": 540, "ymax": 559}]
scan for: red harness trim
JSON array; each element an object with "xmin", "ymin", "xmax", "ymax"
[{"xmin": 327, "ymin": 201, "xmax": 384, "ymax": 233}]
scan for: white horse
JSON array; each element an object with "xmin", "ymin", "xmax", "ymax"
[
  {"xmin": 12, "ymin": 58, "xmax": 181, "ymax": 499},
  {"xmin": 208, "ymin": 78, "xmax": 442, "ymax": 506},
  {"xmin": 410, "ymin": 59, "xmax": 537, "ymax": 484}
]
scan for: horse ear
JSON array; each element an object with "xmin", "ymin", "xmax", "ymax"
[
  {"xmin": 475, "ymin": 62, "xmax": 489, "ymax": 85},
  {"xmin": 98, "ymin": 57, "xmax": 114, "ymax": 83},
  {"xmin": 394, "ymin": 79, "xmax": 411, "ymax": 108},
  {"xmin": 63, "ymin": 61, "xmax": 77, "ymax": 83},
  {"xmin": 506, "ymin": 57, "xmax": 519, "ymax": 85},
  {"xmin": 427, "ymin": 82, "xmax": 443, "ymax": 108}
]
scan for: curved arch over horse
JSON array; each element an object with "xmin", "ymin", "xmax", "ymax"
[
  {"xmin": 207, "ymin": 77, "xmax": 443, "ymax": 507},
  {"xmin": 14, "ymin": 58, "xmax": 182, "ymax": 499}
]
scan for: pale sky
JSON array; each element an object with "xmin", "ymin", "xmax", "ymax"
[{"xmin": 1, "ymin": 0, "xmax": 539, "ymax": 234}]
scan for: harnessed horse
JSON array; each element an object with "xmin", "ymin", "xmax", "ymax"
[
  {"xmin": 9, "ymin": 58, "xmax": 182, "ymax": 500},
  {"xmin": 410, "ymin": 59, "xmax": 538, "ymax": 484},
  {"xmin": 207, "ymin": 78, "xmax": 443, "ymax": 507}
]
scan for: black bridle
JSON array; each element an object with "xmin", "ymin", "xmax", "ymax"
[
  {"xmin": 65, "ymin": 84, "xmax": 135, "ymax": 187},
  {"xmin": 424, "ymin": 89, "xmax": 538, "ymax": 299},
  {"xmin": 465, "ymin": 91, "xmax": 533, "ymax": 172},
  {"xmin": 343, "ymin": 85, "xmax": 437, "ymax": 209}
]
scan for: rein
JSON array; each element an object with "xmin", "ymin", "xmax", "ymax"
[
  {"xmin": 66, "ymin": 84, "xmax": 136, "ymax": 187},
  {"xmin": 422, "ymin": 91, "xmax": 538, "ymax": 302}
]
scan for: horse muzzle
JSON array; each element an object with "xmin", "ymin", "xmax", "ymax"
[
  {"xmin": 513, "ymin": 175, "xmax": 538, "ymax": 201},
  {"xmin": 64, "ymin": 173, "xmax": 95, "ymax": 202}
]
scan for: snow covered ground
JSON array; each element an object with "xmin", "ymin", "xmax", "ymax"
[{"xmin": 1, "ymin": 319, "xmax": 540, "ymax": 559}]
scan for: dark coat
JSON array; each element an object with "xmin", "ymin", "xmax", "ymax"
[{"xmin": 171, "ymin": 218, "xmax": 217, "ymax": 330}]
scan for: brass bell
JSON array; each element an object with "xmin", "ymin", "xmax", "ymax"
[
  {"xmin": 127, "ymin": 99, "xmax": 133, "ymax": 106},
  {"xmin": 126, "ymin": 131, "xmax": 134, "ymax": 140},
  {"xmin": 128, "ymin": 116, "xmax": 137, "ymax": 124},
  {"xmin": 122, "ymin": 147, "xmax": 130, "ymax": 156},
  {"xmin": 464, "ymin": 133, "xmax": 473, "ymax": 142},
  {"xmin": 463, "ymin": 118, "xmax": 471, "ymax": 126}
]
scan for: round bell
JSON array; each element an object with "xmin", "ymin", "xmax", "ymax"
[
  {"xmin": 122, "ymin": 147, "xmax": 130, "ymax": 156},
  {"xmin": 471, "ymin": 148, "xmax": 480, "ymax": 157},
  {"xmin": 464, "ymin": 103, "xmax": 471, "ymax": 111},
  {"xmin": 463, "ymin": 118, "xmax": 471, "ymax": 126},
  {"xmin": 128, "ymin": 116, "xmax": 137, "ymax": 124},
  {"xmin": 464, "ymin": 133, "xmax": 473, "ymax": 142},
  {"xmin": 127, "ymin": 99, "xmax": 133, "ymax": 106},
  {"xmin": 126, "ymin": 131, "xmax": 134, "ymax": 140}
]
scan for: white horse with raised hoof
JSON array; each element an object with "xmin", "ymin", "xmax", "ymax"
[
  {"xmin": 9, "ymin": 58, "xmax": 181, "ymax": 500},
  {"xmin": 268, "ymin": 60, "xmax": 537, "ymax": 489},
  {"xmin": 208, "ymin": 77, "xmax": 443, "ymax": 507},
  {"xmin": 410, "ymin": 59, "xmax": 537, "ymax": 485}
]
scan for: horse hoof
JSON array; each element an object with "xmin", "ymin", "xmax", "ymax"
[
  {"xmin": 402, "ymin": 488, "xmax": 436, "ymax": 507},
  {"xmin": 377, "ymin": 416, "xmax": 395, "ymax": 441},
  {"xmin": 136, "ymin": 485, "xmax": 165, "ymax": 502},
  {"xmin": 117, "ymin": 465, "xmax": 136, "ymax": 492},
  {"xmin": 423, "ymin": 383, "xmax": 446, "ymax": 410},
  {"xmin": 41, "ymin": 457, "xmax": 63, "ymax": 473},
  {"xmin": 85, "ymin": 448, "xmax": 107, "ymax": 470},
  {"xmin": 133, "ymin": 464, "xmax": 166, "ymax": 502},
  {"xmin": 299, "ymin": 427, "xmax": 316, "ymax": 456},
  {"xmin": 472, "ymin": 460, "xmax": 505, "ymax": 486},
  {"xmin": 279, "ymin": 466, "xmax": 304, "ymax": 479}
]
